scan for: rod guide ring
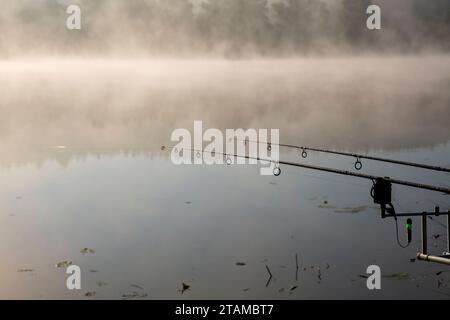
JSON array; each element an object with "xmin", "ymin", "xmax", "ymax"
[
  {"xmin": 273, "ymin": 166, "xmax": 281, "ymax": 177},
  {"xmin": 355, "ymin": 158, "xmax": 363, "ymax": 171},
  {"xmin": 301, "ymin": 149, "xmax": 308, "ymax": 158}
]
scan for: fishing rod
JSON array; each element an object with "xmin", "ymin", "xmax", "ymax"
[
  {"xmin": 236, "ymin": 139, "xmax": 450, "ymax": 173},
  {"xmin": 162, "ymin": 145, "xmax": 450, "ymax": 195},
  {"xmin": 163, "ymin": 145, "xmax": 450, "ymax": 265}
]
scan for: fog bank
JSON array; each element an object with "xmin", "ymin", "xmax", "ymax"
[{"xmin": 1, "ymin": 0, "xmax": 449, "ymax": 57}]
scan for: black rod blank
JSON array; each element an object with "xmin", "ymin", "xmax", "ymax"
[
  {"xmin": 162, "ymin": 146, "xmax": 450, "ymax": 195},
  {"xmin": 275, "ymin": 159, "xmax": 450, "ymax": 194}
]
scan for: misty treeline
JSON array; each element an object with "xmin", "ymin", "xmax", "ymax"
[{"xmin": 1, "ymin": 0, "xmax": 449, "ymax": 57}]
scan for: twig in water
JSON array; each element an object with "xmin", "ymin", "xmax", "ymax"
[{"xmin": 265, "ymin": 265, "xmax": 273, "ymax": 287}]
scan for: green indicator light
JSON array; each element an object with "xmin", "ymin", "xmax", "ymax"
[{"xmin": 406, "ymin": 218, "xmax": 413, "ymax": 244}]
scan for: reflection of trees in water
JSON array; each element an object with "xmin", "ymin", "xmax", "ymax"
[{"xmin": 0, "ymin": 57, "xmax": 449, "ymax": 167}]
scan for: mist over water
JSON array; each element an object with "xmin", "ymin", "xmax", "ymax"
[
  {"xmin": 0, "ymin": 57, "xmax": 450, "ymax": 168},
  {"xmin": 0, "ymin": 1, "xmax": 449, "ymax": 300}
]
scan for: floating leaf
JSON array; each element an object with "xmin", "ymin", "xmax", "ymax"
[
  {"xmin": 318, "ymin": 204, "xmax": 337, "ymax": 209},
  {"xmin": 122, "ymin": 292, "xmax": 148, "ymax": 300},
  {"xmin": 17, "ymin": 268, "xmax": 34, "ymax": 273},
  {"xmin": 236, "ymin": 262, "xmax": 246, "ymax": 266},
  {"xmin": 55, "ymin": 261, "xmax": 72, "ymax": 268},
  {"xmin": 131, "ymin": 284, "xmax": 144, "ymax": 290},
  {"xmin": 85, "ymin": 291, "xmax": 96, "ymax": 297},
  {"xmin": 335, "ymin": 206, "xmax": 367, "ymax": 214},
  {"xmin": 383, "ymin": 272, "xmax": 410, "ymax": 280},
  {"xmin": 97, "ymin": 281, "xmax": 108, "ymax": 287},
  {"xmin": 80, "ymin": 248, "xmax": 95, "ymax": 254}
]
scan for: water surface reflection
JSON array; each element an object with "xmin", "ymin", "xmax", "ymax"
[{"xmin": 0, "ymin": 58, "xmax": 449, "ymax": 299}]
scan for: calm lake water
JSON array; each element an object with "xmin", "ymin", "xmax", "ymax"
[{"xmin": 0, "ymin": 57, "xmax": 449, "ymax": 299}]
